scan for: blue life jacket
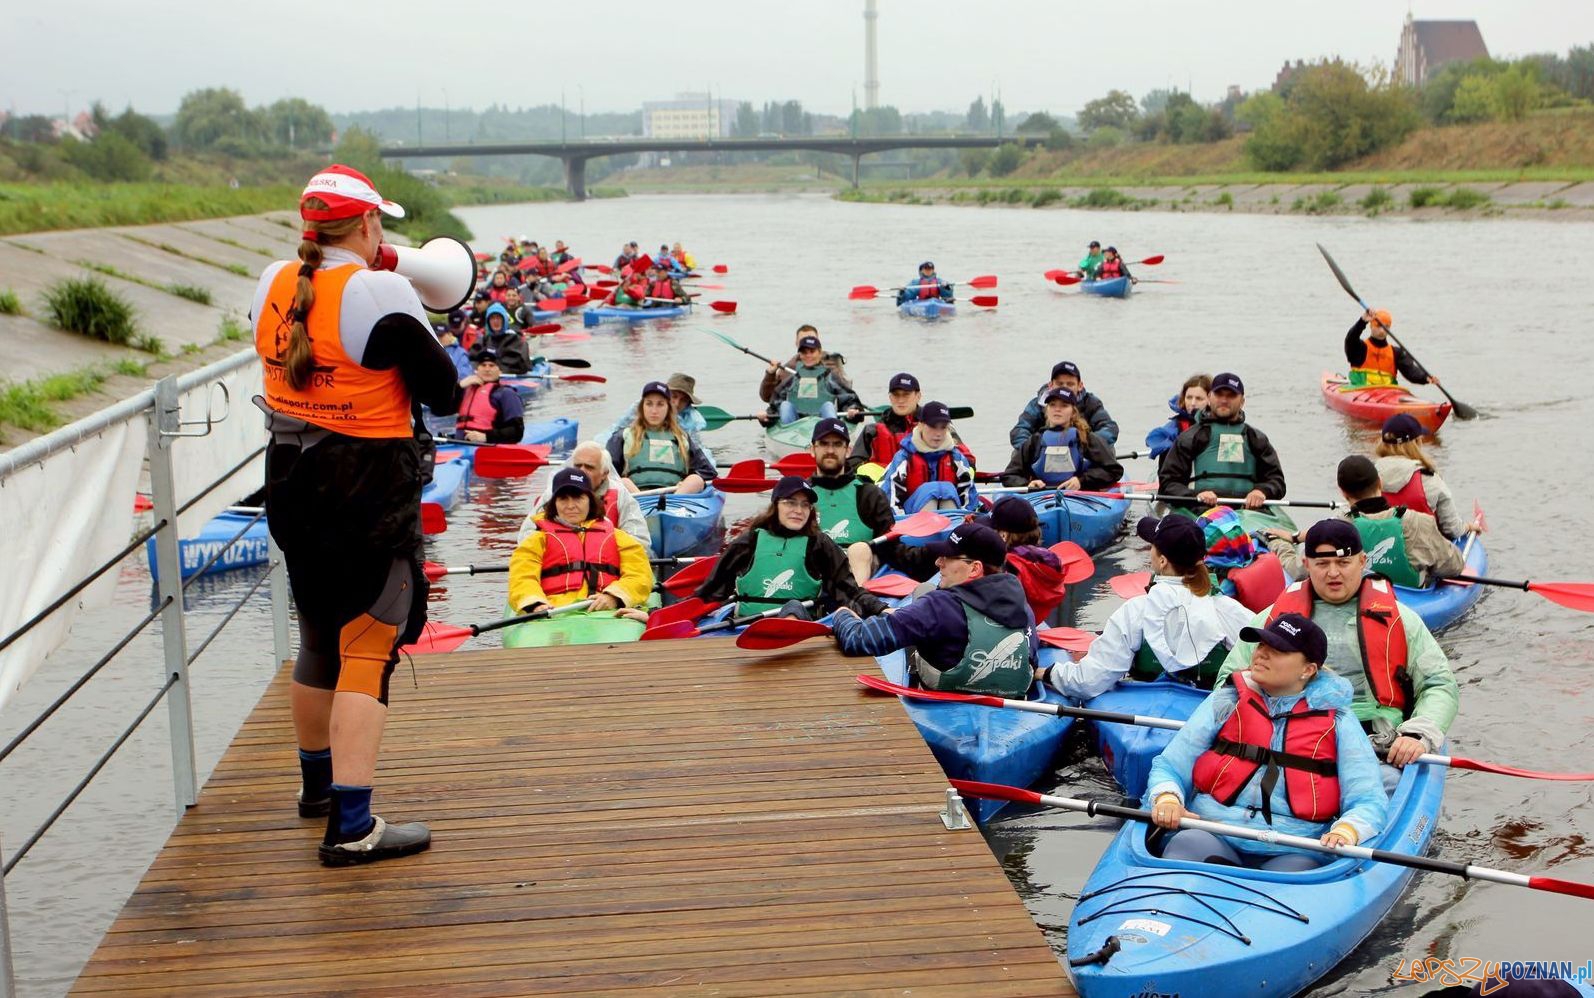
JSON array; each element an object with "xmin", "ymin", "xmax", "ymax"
[{"xmin": 1029, "ymin": 427, "xmax": 1086, "ymax": 486}]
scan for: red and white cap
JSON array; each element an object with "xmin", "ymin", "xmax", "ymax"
[{"xmin": 299, "ymin": 164, "xmax": 405, "ymax": 221}]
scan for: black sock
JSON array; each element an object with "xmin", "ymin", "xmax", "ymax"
[
  {"xmin": 325, "ymin": 784, "xmax": 375, "ymax": 844},
  {"xmin": 297, "ymin": 747, "xmax": 332, "ymax": 803}
]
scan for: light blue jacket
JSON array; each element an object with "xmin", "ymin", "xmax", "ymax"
[{"xmin": 1146, "ymin": 667, "xmax": 1388, "ymax": 854}]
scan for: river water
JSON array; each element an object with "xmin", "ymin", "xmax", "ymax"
[{"xmin": 3, "ymin": 193, "xmax": 1591, "ymax": 995}]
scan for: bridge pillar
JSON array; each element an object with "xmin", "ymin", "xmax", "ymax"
[
  {"xmin": 851, "ymin": 154, "xmax": 861, "ymax": 189},
  {"xmin": 564, "ymin": 157, "xmax": 588, "ymax": 201}
]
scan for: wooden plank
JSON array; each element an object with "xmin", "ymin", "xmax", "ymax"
[{"xmin": 72, "ymin": 640, "xmax": 1073, "ymax": 995}]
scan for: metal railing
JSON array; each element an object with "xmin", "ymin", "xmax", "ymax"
[{"xmin": 0, "ymin": 349, "xmax": 290, "ymax": 998}]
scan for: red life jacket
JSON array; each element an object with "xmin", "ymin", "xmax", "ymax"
[
  {"xmin": 536, "ymin": 518, "xmax": 622, "ymax": 597},
  {"xmin": 1098, "ymin": 258, "xmax": 1124, "ymax": 279},
  {"xmin": 601, "ymin": 488, "xmax": 620, "ymax": 528},
  {"xmin": 1006, "ymin": 550, "xmax": 1066, "ymax": 623},
  {"xmin": 456, "ymin": 383, "xmax": 501, "ymax": 432},
  {"xmin": 869, "ymin": 416, "xmax": 916, "ymax": 466},
  {"xmin": 917, "ymin": 278, "xmax": 939, "ymax": 300},
  {"xmin": 902, "ymin": 448, "xmax": 960, "ymax": 497},
  {"xmin": 1190, "ymin": 671, "xmax": 1341, "ymax": 823},
  {"xmin": 623, "ymin": 279, "xmax": 647, "ymax": 300},
  {"xmin": 1269, "ymin": 577, "xmax": 1412, "ymax": 715},
  {"xmin": 648, "ymin": 279, "xmax": 675, "ymax": 301},
  {"xmin": 1382, "ymin": 470, "xmax": 1433, "ymax": 515}
]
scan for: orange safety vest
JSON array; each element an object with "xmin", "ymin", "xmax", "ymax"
[
  {"xmin": 255, "ymin": 264, "xmax": 412, "ymax": 438},
  {"xmin": 1269, "ymin": 577, "xmax": 1412, "ymax": 715},
  {"xmin": 1355, "ymin": 337, "xmax": 1398, "ymax": 386}
]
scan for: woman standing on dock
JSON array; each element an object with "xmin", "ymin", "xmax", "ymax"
[{"xmin": 252, "ymin": 165, "xmax": 462, "ymax": 866}]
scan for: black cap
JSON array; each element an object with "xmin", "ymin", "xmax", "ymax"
[
  {"xmin": 771, "ymin": 476, "xmax": 818, "ymax": 504},
  {"xmin": 811, "ymin": 417, "xmax": 850, "ymax": 443},
  {"xmin": 1051, "ymin": 360, "xmax": 1081, "ymax": 380},
  {"xmin": 1302, "ymin": 518, "xmax": 1363, "ymax": 558},
  {"xmin": 1336, "ymin": 455, "xmax": 1380, "ymax": 494},
  {"xmin": 1381, "ymin": 413, "xmax": 1425, "ymax": 443},
  {"xmin": 920, "ymin": 260, "xmax": 935, "ymax": 270},
  {"xmin": 550, "ymin": 467, "xmax": 596, "ymax": 499},
  {"xmin": 1136, "ymin": 515, "xmax": 1207, "ymax": 569},
  {"xmin": 1042, "ymin": 386, "xmax": 1080, "ymax": 406},
  {"xmin": 919, "ymin": 401, "xmax": 952, "ymax": 426},
  {"xmin": 1105, "ymin": 245, "xmax": 1118, "ymax": 254},
  {"xmin": 446, "ymin": 309, "xmax": 467, "ymax": 328},
  {"xmin": 641, "ymin": 380, "xmax": 671, "ymax": 399},
  {"xmin": 1240, "ymin": 612, "xmax": 1328, "ymax": 666},
  {"xmin": 986, "ymin": 496, "xmax": 1039, "ymax": 534},
  {"xmin": 1211, "ymin": 372, "xmax": 1244, "ymax": 394},
  {"xmin": 925, "ymin": 522, "xmax": 1007, "ymax": 568},
  {"xmin": 474, "ymin": 347, "xmax": 500, "ymax": 364},
  {"xmin": 797, "ymin": 334, "xmax": 822, "ymax": 351},
  {"xmin": 888, "ymin": 372, "xmax": 921, "ymax": 393},
  {"xmin": 473, "ymin": 290, "xmax": 490, "ymax": 301},
  {"xmin": 1088, "ymin": 240, "xmax": 1101, "ymax": 248}
]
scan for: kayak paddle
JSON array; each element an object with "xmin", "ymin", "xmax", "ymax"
[
  {"xmin": 473, "ymin": 447, "xmax": 552, "ymax": 478},
  {"xmin": 420, "ymin": 502, "xmax": 446, "ymax": 535},
  {"xmin": 714, "ymin": 454, "xmax": 818, "ymax": 477},
  {"xmin": 644, "ymin": 597, "xmax": 723, "ymax": 630},
  {"xmin": 712, "ymin": 264, "xmax": 729, "ymax": 274},
  {"xmin": 1443, "ymin": 575, "xmax": 1594, "ymax": 612},
  {"xmin": 423, "ymin": 561, "xmax": 508, "ymax": 582},
  {"xmin": 864, "ymin": 574, "xmax": 919, "ymax": 597},
  {"xmin": 1070, "ymin": 490, "xmax": 1345, "ymax": 510},
  {"xmin": 874, "ymin": 509, "xmax": 953, "ymax": 544},
  {"xmin": 1052, "ymin": 541, "xmax": 1096, "ymax": 584},
  {"xmin": 661, "ymin": 557, "xmax": 719, "ymax": 596},
  {"xmin": 514, "ymin": 372, "xmax": 606, "ymax": 383},
  {"xmin": 1035, "ymin": 626, "xmax": 1099, "ymax": 654},
  {"xmin": 544, "ymin": 358, "xmax": 591, "ymax": 368},
  {"xmin": 521, "ymin": 323, "xmax": 564, "ymax": 336},
  {"xmin": 697, "ymin": 405, "xmax": 765, "ymax": 430},
  {"xmin": 966, "ymin": 295, "xmax": 999, "ymax": 308},
  {"xmin": 401, "ymin": 600, "xmax": 595, "ymax": 654},
  {"xmin": 735, "ymin": 617, "xmax": 832, "ymax": 650},
  {"xmin": 641, "ymin": 602, "xmax": 812, "ymax": 641},
  {"xmin": 1317, "ymin": 243, "xmax": 1476, "ymax": 420},
  {"xmin": 849, "ymin": 275, "xmax": 999, "ymax": 298},
  {"xmin": 866, "ymin": 404, "xmax": 974, "ymax": 420},
  {"xmin": 699, "ymin": 328, "xmax": 790, "ymax": 371}
]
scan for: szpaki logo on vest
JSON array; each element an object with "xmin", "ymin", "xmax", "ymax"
[
  {"xmin": 825, "ymin": 520, "xmax": 853, "ymax": 540},
  {"xmin": 1366, "ymin": 536, "xmax": 1398, "ymax": 565},
  {"xmin": 968, "ymin": 631, "xmax": 1029, "ymax": 683},
  {"xmin": 761, "ymin": 569, "xmax": 796, "ymax": 599}
]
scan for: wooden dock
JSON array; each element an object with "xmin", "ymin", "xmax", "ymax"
[{"xmin": 72, "ymin": 640, "xmax": 1075, "ymax": 995}]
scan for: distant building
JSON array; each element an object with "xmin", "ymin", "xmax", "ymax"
[
  {"xmin": 641, "ymin": 93, "xmax": 740, "ymax": 140},
  {"xmin": 1396, "ymin": 14, "xmax": 1489, "ymax": 87},
  {"xmin": 1273, "ymin": 59, "xmax": 1307, "ymax": 92}
]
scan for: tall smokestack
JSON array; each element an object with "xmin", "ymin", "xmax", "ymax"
[{"xmin": 864, "ymin": 0, "xmax": 879, "ymax": 109}]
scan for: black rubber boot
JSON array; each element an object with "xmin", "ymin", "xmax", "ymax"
[{"xmin": 318, "ymin": 816, "xmax": 432, "ymax": 867}]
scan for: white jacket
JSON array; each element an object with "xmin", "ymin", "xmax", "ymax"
[{"xmin": 1045, "ymin": 577, "xmax": 1254, "ymax": 700}]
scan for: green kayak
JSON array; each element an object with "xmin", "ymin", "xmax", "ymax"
[
  {"xmin": 763, "ymin": 416, "xmax": 819, "ymax": 458},
  {"xmin": 502, "ymin": 609, "xmax": 644, "ymax": 648}
]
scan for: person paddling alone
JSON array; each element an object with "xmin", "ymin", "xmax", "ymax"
[{"xmin": 1345, "ymin": 308, "xmax": 1436, "ymax": 388}]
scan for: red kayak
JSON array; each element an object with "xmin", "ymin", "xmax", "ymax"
[{"xmin": 1320, "ymin": 371, "xmax": 1451, "ymax": 433}]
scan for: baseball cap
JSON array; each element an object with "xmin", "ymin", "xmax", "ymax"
[
  {"xmin": 888, "ymin": 372, "xmax": 921, "ymax": 393},
  {"xmin": 924, "ymin": 521, "xmax": 1007, "ymax": 568},
  {"xmin": 300, "ymin": 164, "xmax": 405, "ymax": 221},
  {"xmin": 985, "ymin": 496, "xmax": 1040, "ymax": 534},
  {"xmin": 1211, "ymin": 372, "xmax": 1245, "ymax": 394},
  {"xmin": 1302, "ymin": 519, "xmax": 1363, "ymax": 558},
  {"xmin": 1050, "ymin": 361, "xmax": 1081, "ymax": 380},
  {"xmin": 771, "ymin": 476, "xmax": 819, "ymax": 504},
  {"xmin": 641, "ymin": 380, "xmax": 671, "ymax": 399},
  {"xmin": 1088, "ymin": 240, "xmax": 1101, "ymax": 248},
  {"xmin": 1336, "ymin": 455, "xmax": 1380, "ymax": 494},
  {"xmin": 919, "ymin": 260, "xmax": 935, "ymax": 269},
  {"xmin": 797, "ymin": 335, "xmax": 822, "ymax": 351},
  {"xmin": 550, "ymin": 467, "xmax": 596, "ymax": 499},
  {"xmin": 1042, "ymin": 386, "xmax": 1080, "ymax": 406},
  {"xmin": 1381, "ymin": 413, "xmax": 1425, "ymax": 443},
  {"xmin": 1240, "ymin": 612, "xmax": 1328, "ymax": 666},
  {"xmin": 1136, "ymin": 515, "xmax": 1207, "ymax": 569},
  {"xmin": 919, "ymin": 401, "xmax": 952, "ymax": 427},
  {"xmin": 473, "ymin": 348, "xmax": 500, "ymax": 365},
  {"xmin": 811, "ymin": 417, "xmax": 850, "ymax": 443}
]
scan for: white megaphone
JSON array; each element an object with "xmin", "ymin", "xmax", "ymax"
[{"xmin": 372, "ymin": 235, "xmax": 475, "ymax": 313}]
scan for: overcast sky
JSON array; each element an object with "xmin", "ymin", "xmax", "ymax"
[{"xmin": 5, "ymin": 0, "xmax": 1592, "ymax": 120}]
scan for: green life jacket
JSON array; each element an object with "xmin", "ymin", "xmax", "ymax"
[
  {"xmin": 814, "ymin": 478, "xmax": 875, "ymax": 546},
  {"xmin": 790, "ymin": 363, "xmax": 837, "ymax": 417},
  {"xmin": 626, "ymin": 427, "xmax": 689, "ymax": 489},
  {"xmin": 1190, "ymin": 420, "xmax": 1259, "ymax": 499},
  {"xmin": 1350, "ymin": 509, "xmax": 1422, "ymax": 588},
  {"xmin": 912, "ymin": 596, "xmax": 1033, "ymax": 698},
  {"xmin": 1129, "ymin": 637, "xmax": 1231, "ymax": 689},
  {"xmin": 734, "ymin": 529, "xmax": 822, "ymax": 607}
]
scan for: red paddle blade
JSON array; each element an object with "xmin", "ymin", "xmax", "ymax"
[
  {"xmin": 715, "ymin": 477, "xmax": 779, "ymax": 494},
  {"xmin": 855, "ymin": 674, "xmax": 1003, "ymax": 706},
  {"xmin": 709, "ymin": 300, "xmax": 737, "ymax": 314},
  {"xmin": 562, "ymin": 294, "xmax": 590, "ymax": 308},
  {"xmin": 557, "ymin": 373, "xmax": 606, "ymax": 383},
  {"xmin": 539, "ymin": 299, "xmax": 567, "ymax": 312},
  {"xmin": 725, "ymin": 458, "xmax": 766, "ymax": 479},
  {"xmin": 848, "ymin": 286, "xmax": 880, "ymax": 299},
  {"xmin": 968, "ymin": 295, "xmax": 999, "ymax": 308},
  {"xmin": 556, "ymin": 258, "xmax": 581, "ymax": 275},
  {"xmin": 1036, "ymin": 626, "xmax": 1098, "ymax": 654},
  {"xmin": 474, "ymin": 448, "xmax": 550, "ymax": 478},
  {"xmin": 1526, "ymin": 876, "xmax": 1594, "ymax": 901},
  {"xmin": 524, "ymin": 323, "xmax": 563, "ymax": 335},
  {"xmin": 663, "ymin": 556, "xmax": 718, "ymax": 596},
  {"xmin": 1527, "ymin": 581, "xmax": 1594, "ymax": 612},
  {"xmin": 556, "ymin": 329, "xmax": 591, "ymax": 341},
  {"xmin": 640, "ymin": 620, "xmax": 699, "ymax": 641},
  {"xmin": 734, "ymin": 617, "xmax": 831, "ymax": 650},
  {"xmin": 865, "ymin": 574, "xmax": 919, "ymax": 597},
  {"xmin": 401, "ymin": 620, "xmax": 472, "ymax": 655},
  {"xmin": 423, "ymin": 561, "xmax": 448, "ymax": 582},
  {"xmin": 687, "ymin": 282, "xmax": 726, "ymax": 290},
  {"xmin": 1109, "ymin": 572, "xmax": 1151, "ymax": 600},
  {"xmin": 1049, "ymin": 541, "xmax": 1096, "ymax": 584},
  {"xmin": 647, "ymin": 597, "xmax": 720, "ymax": 629},
  {"xmin": 712, "ymin": 264, "xmax": 729, "ymax": 274},
  {"xmin": 633, "ymin": 254, "xmax": 654, "ymax": 272},
  {"xmin": 769, "ymin": 453, "xmax": 818, "ymax": 476},
  {"xmin": 594, "ymin": 279, "xmax": 618, "ymax": 289},
  {"xmin": 949, "ymin": 779, "xmax": 1044, "ymax": 806},
  {"xmin": 1474, "ymin": 500, "xmax": 1488, "ymax": 534},
  {"xmin": 421, "ymin": 503, "xmax": 447, "ymax": 535},
  {"xmin": 1053, "ymin": 274, "xmax": 1083, "ymax": 286},
  {"xmin": 516, "ymin": 258, "xmax": 537, "ymax": 272},
  {"xmin": 1041, "ymin": 270, "xmax": 1065, "ymax": 281},
  {"xmin": 966, "ymin": 275, "xmax": 998, "ymax": 289},
  {"xmin": 1138, "ymin": 254, "xmax": 1165, "ymax": 265},
  {"xmin": 1447, "ymin": 756, "xmax": 1594, "ymax": 781},
  {"xmin": 889, "ymin": 509, "xmax": 952, "ymax": 539}
]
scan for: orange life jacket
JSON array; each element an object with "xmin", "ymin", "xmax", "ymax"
[
  {"xmin": 536, "ymin": 518, "xmax": 622, "ymax": 597},
  {"xmin": 1269, "ymin": 577, "xmax": 1412, "ymax": 715},
  {"xmin": 1190, "ymin": 670, "xmax": 1341, "ymax": 823},
  {"xmin": 1356, "ymin": 337, "xmax": 1398, "ymax": 385},
  {"xmin": 255, "ymin": 264, "xmax": 412, "ymax": 438}
]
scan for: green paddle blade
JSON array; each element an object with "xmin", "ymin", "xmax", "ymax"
[{"xmin": 697, "ymin": 405, "xmax": 738, "ymax": 430}]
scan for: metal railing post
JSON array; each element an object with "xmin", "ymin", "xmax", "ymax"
[
  {"xmin": 268, "ymin": 533, "xmax": 291, "ymax": 670},
  {"xmin": 148, "ymin": 377, "xmax": 197, "ymax": 811},
  {"xmin": 0, "ymin": 833, "xmax": 15, "ymax": 998}
]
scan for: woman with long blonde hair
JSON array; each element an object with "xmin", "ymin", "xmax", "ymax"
[
  {"xmin": 605, "ymin": 380, "xmax": 716, "ymax": 493},
  {"xmin": 1373, "ymin": 413, "xmax": 1473, "ymax": 539}
]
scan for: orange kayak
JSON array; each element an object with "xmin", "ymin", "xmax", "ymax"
[{"xmin": 1320, "ymin": 371, "xmax": 1451, "ymax": 433}]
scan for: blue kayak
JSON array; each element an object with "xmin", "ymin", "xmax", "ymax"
[
  {"xmin": 1081, "ymin": 276, "xmax": 1131, "ymax": 298},
  {"xmin": 642, "ymin": 487, "xmax": 725, "ymax": 559},
  {"xmin": 1023, "ymin": 489, "xmax": 1131, "ymax": 553},
  {"xmin": 1067, "ymin": 761, "xmax": 1445, "ymax": 997},
  {"xmin": 898, "ymin": 299, "xmax": 956, "ymax": 320},
  {"xmin": 1398, "ymin": 536, "xmax": 1486, "ymax": 633},
  {"xmin": 1085, "ymin": 680, "xmax": 1209, "ymax": 799},
  {"xmin": 878, "ymin": 647, "xmax": 1075, "ymax": 824},
  {"xmin": 520, "ymin": 416, "xmax": 580, "ymax": 451},
  {"xmin": 501, "ymin": 359, "xmax": 552, "ymax": 401},
  {"xmin": 582, "ymin": 303, "xmax": 691, "ymax": 327},
  {"xmin": 421, "ymin": 456, "xmax": 470, "ymax": 511},
  {"xmin": 147, "ymin": 510, "xmax": 270, "ymax": 582}
]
